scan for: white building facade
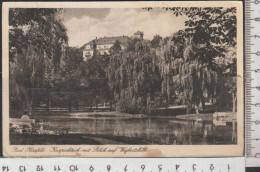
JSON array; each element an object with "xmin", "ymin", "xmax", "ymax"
[{"xmin": 82, "ymin": 36, "xmax": 129, "ymax": 61}]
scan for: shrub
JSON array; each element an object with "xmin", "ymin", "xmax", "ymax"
[
  {"xmin": 9, "ymin": 123, "xmax": 22, "ymax": 135},
  {"xmin": 22, "ymin": 125, "xmax": 31, "ymax": 134},
  {"xmin": 55, "ymin": 127, "xmax": 70, "ymax": 135},
  {"xmin": 116, "ymin": 99, "xmax": 141, "ymax": 114},
  {"xmin": 31, "ymin": 122, "xmax": 41, "ymax": 134}
]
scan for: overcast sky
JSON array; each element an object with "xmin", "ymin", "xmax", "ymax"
[{"xmin": 61, "ymin": 8, "xmax": 188, "ymax": 47}]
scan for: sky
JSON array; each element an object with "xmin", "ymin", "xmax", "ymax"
[{"xmin": 61, "ymin": 8, "xmax": 188, "ymax": 47}]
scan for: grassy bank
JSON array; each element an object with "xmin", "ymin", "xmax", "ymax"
[
  {"xmin": 176, "ymin": 113, "xmax": 213, "ymax": 121},
  {"xmin": 11, "ymin": 103, "xmax": 232, "ymax": 118}
]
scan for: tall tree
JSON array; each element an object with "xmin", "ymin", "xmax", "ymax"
[
  {"xmin": 107, "ymin": 39, "xmax": 161, "ymax": 114},
  {"xmin": 151, "ymin": 7, "xmax": 237, "ymax": 114},
  {"xmin": 81, "ymin": 54, "xmax": 111, "ymax": 110},
  {"xmin": 151, "ymin": 35, "xmax": 162, "ymax": 49},
  {"xmin": 50, "ymin": 47, "xmax": 83, "ymax": 111},
  {"xmin": 9, "ymin": 8, "xmax": 68, "ymax": 112},
  {"xmin": 110, "ymin": 40, "xmax": 122, "ymax": 54}
]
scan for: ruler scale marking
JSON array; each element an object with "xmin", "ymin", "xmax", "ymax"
[
  {"xmin": 245, "ymin": 0, "xmax": 260, "ymax": 167},
  {"xmin": 0, "ymin": 158, "xmax": 246, "ymax": 172}
]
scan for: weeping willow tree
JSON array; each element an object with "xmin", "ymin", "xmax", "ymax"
[
  {"xmin": 156, "ymin": 37, "xmax": 175, "ymax": 109},
  {"xmin": 157, "ymin": 30, "xmax": 236, "ymax": 114},
  {"xmin": 175, "ymin": 41, "xmax": 218, "ymax": 114},
  {"xmin": 151, "ymin": 6, "xmax": 237, "ymax": 114},
  {"xmin": 157, "ymin": 31, "xmax": 218, "ymax": 114},
  {"xmin": 106, "ymin": 38, "xmax": 161, "ymax": 114},
  {"xmin": 9, "ymin": 8, "xmax": 68, "ymax": 112}
]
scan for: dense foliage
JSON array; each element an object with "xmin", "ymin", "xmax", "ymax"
[
  {"xmin": 9, "ymin": 8, "xmax": 68, "ymax": 111},
  {"xmin": 10, "ymin": 7, "xmax": 237, "ymax": 115},
  {"xmin": 106, "ymin": 47, "xmax": 161, "ymax": 114}
]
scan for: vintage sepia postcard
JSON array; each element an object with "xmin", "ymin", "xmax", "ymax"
[{"xmin": 2, "ymin": 1, "xmax": 243, "ymax": 157}]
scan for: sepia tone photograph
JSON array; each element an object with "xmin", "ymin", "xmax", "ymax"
[{"xmin": 2, "ymin": 1, "xmax": 243, "ymax": 157}]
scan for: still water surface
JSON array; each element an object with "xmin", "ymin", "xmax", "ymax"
[{"xmin": 34, "ymin": 113, "xmax": 237, "ymax": 145}]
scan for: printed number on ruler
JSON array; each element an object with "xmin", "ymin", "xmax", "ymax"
[
  {"xmin": 0, "ymin": 158, "xmax": 245, "ymax": 172},
  {"xmin": 245, "ymin": 0, "xmax": 260, "ymax": 167},
  {"xmin": 0, "ymin": 164, "xmax": 233, "ymax": 172}
]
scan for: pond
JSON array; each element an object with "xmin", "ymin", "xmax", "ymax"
[{"xmin": 32, "ymin": 112, "xmax": 237, "ymax": 145}]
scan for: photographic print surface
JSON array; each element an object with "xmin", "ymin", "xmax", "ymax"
[{"xmin": 2, "ymin": 1, "xmax": 243, "ymax": 157}]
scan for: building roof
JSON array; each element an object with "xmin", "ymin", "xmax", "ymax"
[{"xmin": 84, "ymin": 36, "xmax": 129, "ymax": 47}]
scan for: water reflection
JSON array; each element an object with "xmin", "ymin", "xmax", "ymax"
[{"xmin": 35, "ymin": 115, "xmax": 237, "ymax": 145}]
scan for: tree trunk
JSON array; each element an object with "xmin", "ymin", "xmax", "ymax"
[
  {"xmin": 195, "ymin": 103, "xmax": 200, "ymax": 115},
  {"xmin": 232, "ymin": 121, "xmax": 236, "ymax": 143},
  {"xmin": 201, "ymin": 96, "xmax": 205, "ymax": 112},
  {"xmin": 95, "ymin": 100, "xmax": 98, "ymax": 110},
  {"xmin": 90, "ymin": 98, "xmax": 93, "ymax": 111},
  {"xmin": 68, "ymin": 96, "xmax": 72, "ymax": 112},
  {"xmin": 75, "ymin": 98, "xmax": 78, "ymax": 110},
  {"xmin": 232, "ymin": 93, "xmax": 236, "ymax": 113},
  {"xmin": 30, "ymin": 50, "xmax": 35, "ymax": 113},
  {"xmin": 47, "ymin": 92, "xmax": 50, "ymax": 111},
  {"xmin": 30, "ymin": 88, "xmax": 34, "ymax": 113},
  {"xmin": 165, "ymin": 97, "xmax": 168, "ymax": 110},
  {"xmin": 186, "ymin": 103, "xmax": 192, "ymax": 114},
  {"xmin": 147, "ymin": 94, "xmax": 151, "ymax": 114},
  {"xmin": 109, "ymin": 99, "xmax": 113, "ymax": 111}
]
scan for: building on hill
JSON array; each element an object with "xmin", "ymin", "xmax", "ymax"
[
  {"xmin": 132, "ymin": 31, "xmax": 143, "ymax": 39},
  {"xmin": 82, "ymin": 35, "xmax": 129, "ymax": 61}
]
